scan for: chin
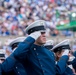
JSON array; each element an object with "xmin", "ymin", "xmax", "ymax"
[{"xmin": 42, "ymin": 41, "xmax": 46, "ymax": 44}]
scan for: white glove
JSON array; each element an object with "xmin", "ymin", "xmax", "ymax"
[
  {"xmin": 62, "ymin": 49, "xmax": 69, "ymax": 56},
  {"xmin": 68, "ymin": 56, "xmax": 75, "ymax": 61},
  {"xmin": 29, "ymin": 31, "xmax": 41, "ymax": 40}
]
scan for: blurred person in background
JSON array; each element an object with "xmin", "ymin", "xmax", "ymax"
[
  {"xmin": 2, "ymin": 37, "xmax": 27, "ymax": 75},
  {"xmin": 52, "ymin": 39, "xmax": 75, "ymax": 75}
]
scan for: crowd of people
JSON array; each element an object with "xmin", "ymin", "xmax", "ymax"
[
  {"xmin": 0, "ymin": 0, "xmax": 76, "ymax": 36},
  {"xmin": 0, "ymin": 0, "xmax": 76, "ymax": 74}
]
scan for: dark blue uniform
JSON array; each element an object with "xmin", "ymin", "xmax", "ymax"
[
  {"xmin": 59, "ymin": 51, "xmax": 76, "ymax": 75},
  {"xmin": 72, "ymin": 58, "xmax": 76, "ymax": 72},
  {"xmin": 2, "ymin": 62, "xmax": 27, "ymax": 75},
  {"xmin": 72, "ymin": 51, "xmax": 76, "ymax": 72},
  {"xmin": 56, "ymin": 66, "xmax": 75, "ymax": 75},
  {"xmin": 0, "ymin": 52, "xmax": 27, "ymax": 75},
  {"xmin": 63, "ymin": 66, "xmax": 75, "ymax": 75},
  {"xmin": 0, "ymin": 36, "xmax": 69, "ymax": 75},
  {"xmin": 13, "ymin": 36, "xmax": 69, "ymax": 75}
]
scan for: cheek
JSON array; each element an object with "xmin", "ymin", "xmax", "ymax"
[
  {"xmin": 41, "ymin": 37, "xmax": 46, "ymax": 42},
  {"xmin": 58, "ymin": 54, "xmax": 62, "ymax": 58},
  {"xmin": 58, "ymin": 53, "xmax": 63, "ymax": 58}
]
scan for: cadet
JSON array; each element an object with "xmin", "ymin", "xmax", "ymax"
[
  {"xmin": 0, "ymin": 20, "xmax": 69, "ymax": 75},
  {"xmin": 52, "ymin": 39, "xmax": 75, "ymax": 75},
  {"xmin": 0, "ymin": 20, "xmax": 44, "ymax": 75},
  {"xmin": 12, "ymin": 20, "xmax": 70, "ymax": 75},
  {"xmin": 2, "ymin": 37, "xmax": 27, "ymax": 75}
]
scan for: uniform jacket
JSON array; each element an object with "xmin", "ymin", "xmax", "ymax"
[
  {"xmin": 56, "ymin": 66, "xmax": 75, "ymax": 75},
  {"xmin": 72, "ymin": 51, "xmax": 76, "ymax": 72},
  {"xmin": 0, "ymin": 36, "xmax": 69, "ymax": 75},
  {"xmin": 14, "ymin": 37, "xmax": 69, "ymax": 75},
  {"xmin": 2, "ymin": 62, "xmax": 27, "ymax": 75}
]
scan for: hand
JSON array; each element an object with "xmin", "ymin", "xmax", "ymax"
[
  {"xmin": 13, "ymin": 35, "xmax": 36, "ymax": 60},
  {"xmin": 62, "ymin": 49, "xmax": 69, "ymax": 56},
  {"xmin": 29, "ymin": 31, "xmax": 41, "ymax": 40},
  {"xmin": 68, "ymin": 56, "xmax": 75, "ymax": 61}
]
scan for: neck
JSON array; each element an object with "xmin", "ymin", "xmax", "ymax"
[{"xmin": 34, "ymin": 42, "xmax": 43, "ymax": 46}]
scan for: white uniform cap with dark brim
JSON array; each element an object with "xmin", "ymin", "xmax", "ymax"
[
  {"xmin": 51, "ymin": 39, "xmax": 71, "ymax": 53},
  {"xmin": 9, "ymin": 37, "xmax": 26, "ymax": 50},
  {"xmin": 0, "ymin": 49, "xmax": 5, "ymax": 59},
  {"xmin": 25, "ymin": 20, "xmax": 46, "ymax": 35},
  {"xmin": 44, "ymin": 40, "xmax": 54, "ymax": 50}
]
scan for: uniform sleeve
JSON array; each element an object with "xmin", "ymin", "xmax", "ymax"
[
  {"xmin": 72, "ymin": 58, "xmax": 76, "ymax": 72},
  {"xmin": 56, "ymin": 55, "xmax": 69, "ymax": 74},
  {"xmin": 13, "ymin": 36, "xmax": 35, "ymax": 60},
  {"xmin": 1, "ymin": 54, "xmax": 17, "ymax": 72},
  {"xmin": 1, "ymin": 36, "xmax": 35, "ymax": 72}
]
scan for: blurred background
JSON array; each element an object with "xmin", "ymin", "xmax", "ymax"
[{"xmin": 0, "ymin": 0, "xmax": 76, "ymax": 55}]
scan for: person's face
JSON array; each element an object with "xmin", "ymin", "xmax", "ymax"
[
  {"xmin": 68, "ymin": 51, "xmax": 73, "ymax": 57},
  {"xmin": 35, "ymin": 32, "xmax": 46, "ymax": 45},
  {"xmin": 55, "ymin": 50, "xmax": 64, "ymax": 61}
]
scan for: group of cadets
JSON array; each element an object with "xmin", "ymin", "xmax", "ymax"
[{"xmin": 0, "ymin": 20, "xmax": 76, "ymax": 75}]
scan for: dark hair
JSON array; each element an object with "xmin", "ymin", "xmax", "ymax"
[{"xmin": 11, "ymin": 42, "xmax": 20, "ymax": 50}]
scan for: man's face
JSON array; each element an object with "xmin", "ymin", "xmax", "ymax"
[
  {"xmin": 35, "ymin": 32, "xmax": 46, "ymax": 45},
  {"xmin": 55, "ymin": 50, "xmax": 64, "ymax": 61},
  {"xmin": 0, "ymin": 59, "xmax": 5, "ymax": 63}
]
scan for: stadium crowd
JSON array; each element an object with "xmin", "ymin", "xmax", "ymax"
[
  {"xmin": 0, "ymin": 0, "xmax": 76, "ymax": 36},
  {"xmin": 0, "ymin": 1, "xmax": 76, "ymax": 74}
]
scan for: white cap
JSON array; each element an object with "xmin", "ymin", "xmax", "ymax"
[
  {"xmin": 25, "ymin": 20, "xmax": 46, "ymax": 34},
  {"xmin": 44, "ymin": 40, "xmax": 54, "ymax": 49},
  {"xmin": 9, "ymin": 37, "xmax": 26, "ymax": 50},
  {"xmin": 0, "ymin": 49, "xmax": 5, "ymax": 59},
  {"xmin": 52, "ymin": 39, "xmax": 70, "ymax": 53}
]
